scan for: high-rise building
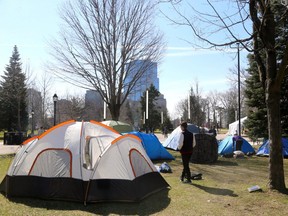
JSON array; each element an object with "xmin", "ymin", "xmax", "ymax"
[
  {"xmin": 154, "ymin": 94, "xmax": 167, "ymax": 113},
  {"xmin": 125, "ymin": 60, "xmax": 159, "ymax": 101}
]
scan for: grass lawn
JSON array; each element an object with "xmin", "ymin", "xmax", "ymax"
[{"xmin": 1, "ymin": 152, "xmax": 288, "ymax": 216}]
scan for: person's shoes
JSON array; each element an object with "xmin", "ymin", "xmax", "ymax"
[
  {"xmin": 180, "ymin": 176, "xmax": 184, "ymax": 182},
  {"xmin": 183, "ymin": 179, "xmax": 192, "ymax": 184}
]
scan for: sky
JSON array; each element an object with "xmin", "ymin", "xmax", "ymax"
[{"xmin": 0, "ymin": 0, "xmax": 248, "ymax": 118}]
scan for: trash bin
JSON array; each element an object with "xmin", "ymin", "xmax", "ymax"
[
  {"xmin": 235, "ymin": 139, "xmax": 243, "ymax": 151},
  {"xmin": 4, "ymin": 132, "xmax": 26, "ymax": 145}
]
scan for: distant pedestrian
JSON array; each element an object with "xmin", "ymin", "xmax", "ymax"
[
  {"xmin": 38, "ymin": 127, "xmax": 44, "ymax": 135},
  {"xmin": 210, "ymin": 126, "xmax": 217, "ymax": 137},
  {"xmin": 233, "ymin": 132, "xmax": 243, "ymax": 151},
  {"xmin": 164, "ymin": 126, "xmax": 168, "ymax": 138},
  {"xmin": 178, "ymin": 121, "xmax": 194, "ymax": 184}
]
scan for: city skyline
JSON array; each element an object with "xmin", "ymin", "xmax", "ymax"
[
  {"xmin": 0, "ymin": 0, "xmax": 248, "ymax": 118},
  {"xmin": 125, "ymin": 60, "xmax": 159, "ymax": 102}
]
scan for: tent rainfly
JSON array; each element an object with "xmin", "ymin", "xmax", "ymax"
[
  {"xmin": 101, "ymin": 120, "xmax": 133, "ymax": 134},
  {"xmin": 218, "ymin": 135, "xmax": 255, "ymax": 156},
  {"xmin": 162, "ymin": 123, "xmax": 199, "ymax": 150},
  {"xmin": 228, "ymin": 117, "xmax": 247, "ymax": 135},
  {"xmin": 128, "ymin": 131, "xmax": 174, "ymax": 160},
  {"xmin": 0, "ymin": 120, "xmax": 169, "ymax": 203},
  {"xmin": 256, "ymin": 137, "xmax": 288, "ymax": 157}
]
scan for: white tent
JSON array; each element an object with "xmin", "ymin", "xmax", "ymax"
[
  {"xmin": 162, "ymin": 123, "xmax": 198, "ymax": 150},
  {"xmin": 228, "ymin": 116, "xmax": 247, "ymax": 135},
  {"xmin": 0, "ymin": 120, "xmax": 169, "ymax": 203}
]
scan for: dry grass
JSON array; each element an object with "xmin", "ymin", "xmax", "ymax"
[{"xmin": 1, "ymin": 152, "xmax": 288, "ymax": 216}]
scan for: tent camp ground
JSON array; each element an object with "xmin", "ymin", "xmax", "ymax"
[{"xmin": 0, "ymin": 120, "xmax": 169, "ymax": 203}]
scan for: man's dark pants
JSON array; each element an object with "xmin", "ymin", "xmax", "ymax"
[{"xmin": 181, "ymin": 153, "xmax": 192, "ymax": 181}]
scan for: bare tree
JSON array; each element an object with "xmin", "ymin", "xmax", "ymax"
[
  {"xmin": 175, "ymin": 99, "xmax": 187, "ymax": 120},
  {"xmin": 49, "ymin": 0, "xmax": 164, "ymax": 120},
  {"xmin": 164, "ymin": 0, "xmax": 288, "ymax": 191},
  {"xmin": 38, "ymin": 72, "xmax": 53, "ymax": 129},
  {"xmin": 58, "ymin": 94, "xmax": 85, "ymax": 122},
  {"xmin": 227, "ymin": 65, "xmax": 248, "ymax": 87}
]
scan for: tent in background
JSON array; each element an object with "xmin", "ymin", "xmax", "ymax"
[
  {"xmin": 0, "ymin": 120, "xmax": 169, "ymax": 203},
  {"xmin": 162, "ymin": 125, "xmax": 218, "ymax": 163},
  {"xmin": 228, "ymin": 117, "xmax": 247, "ymax": 135},
  {"xmin": 256, "ymin": 138, "xmax": 288, "ymax": 157},
  {"xmin": 129, "ymin": 131, "xmax": 174, "ymax": 160},
  {"xmin": 101, "ymin": 120, "xmax": 133, "ymax": 134},
  {"xmin": 162, "ymin": 123, "xmax": 199, "ymax": 150},
  {"xmin": 218, "ymin": 135, "xmax": 255, "ymax": 155}
]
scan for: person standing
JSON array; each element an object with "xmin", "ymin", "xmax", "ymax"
[
  {"xmin": 38, "ymin": 126, "xmax": 44, "ymax": 135},
  {"xmin": 178, "ymin": 122, "xmax": 194, "ymax": 184}
]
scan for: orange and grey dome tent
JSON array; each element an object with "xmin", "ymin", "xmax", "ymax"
[{"xmin": 0, "ymin": 120, "xmax": 169, "ymax": 203}]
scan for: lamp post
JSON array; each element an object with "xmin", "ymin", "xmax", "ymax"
[
  {"xmin": 188, "ymin": 94, "xmax": 191, "ymax": 122},
  {"xmin": 146, "ymin": 90, "xmax": 149, "ymax": 133},
  {"xmin": 231, "ymin": 43, "xmax": 241, "ymax": 136},
  {"xmin": 31, "ymin": 109, "xmax": 34, "ymax": 134},
  {"xmin": 103, "ymin": 101, "xmax": 107, "ymax": 121},
  {"xmin": 237, "ymin": 42, "xmax": 241, "ymax": 136},
  {"xmin": 53, "ymin": 93, "xmax": 58, "ymax": 126}
]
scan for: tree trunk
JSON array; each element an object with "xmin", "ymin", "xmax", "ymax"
[
  {"xmin": 266, "ymin": 81, "xmax": 286, "ymax": 191},
  {"xmin": 108, "ymin": 102, "xmax": 121, "ymax": 121}
]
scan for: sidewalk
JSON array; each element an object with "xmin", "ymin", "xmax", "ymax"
[{"xmin": 0, "ymin": 140, "xmax": 20, "ymax": 155}]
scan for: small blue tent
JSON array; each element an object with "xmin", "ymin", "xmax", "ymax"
[
  {"xmin": 218, "ymin": 135, "xmax": 255, "ymax": 155},
  {"xmin": 256, "ymin": 138, "xmax": 288, "ymax": 157},
  {"xmin": 129, "ymin": 132, "xmax": 174, "ymax": 160}
]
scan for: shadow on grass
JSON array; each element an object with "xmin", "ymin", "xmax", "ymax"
[
  {"xmin": 193, "ymin": 184, "xmax": 238, "ymax": 197},
  {"xmin": 212, "ymin": 159, "xmax": 239, "ymax": 166},
  {"xmin": 5, "ymin": 189, "xmax": 171, "ymax": 215}
]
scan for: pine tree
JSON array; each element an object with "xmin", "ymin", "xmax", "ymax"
[
  {"xmin": 187, "ymin": 87, "xmax": 205, "ymax": 126},
  {"xmin": 0, "ymin": 46, "xmax": 28, "ymax": 131},
  {"xmin": 275, "ymin": 3, "xmax": 288, "ymax": 135},
  {"xmin": 244, "ymin": 54, "xmax": 268, "ymax": 141},
  {"xmin": 140, "ymin": 84, "xmax": 161, "ymax": 131},
  {"xmin": 244, "ymin": 3, "xmax": 288, "ymax": 140}
]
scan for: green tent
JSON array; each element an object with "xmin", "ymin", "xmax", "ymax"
[{"xmin": 101, "ymin": 120, "xmax": 133, "ymax": 134}]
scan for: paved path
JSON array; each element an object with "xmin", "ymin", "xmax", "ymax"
[{"xmin": 0, "ymin": 141, "xmax": 20, "ymax": 155}]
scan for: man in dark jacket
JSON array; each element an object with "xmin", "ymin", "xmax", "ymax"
[{"xmin": 178, "ymin": 122, "xmax": 194, "ymax": 184}]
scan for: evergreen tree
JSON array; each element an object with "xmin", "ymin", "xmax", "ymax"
[
  {"xmin": 244, "ymin": 54, "xmax": 268, "ymax": 141},
  {"xmin": 244, "ymin": 4, "xmax": 288, "ymax": 140},
  {"xmin": 187, "ymin": 87, "xmax": 205, "ymax": 126},
  {"xmin": 0, "ymin": 46, "xmax": 28, "ymax": 131},
  {"xmin": 275, "ymin": 3, "xmax": 288, "ymax": 135},
  {"xmin": 162, "ymin": 110, "xmax": 173, "ymax": 132},
  {"xmin": 140, "ymin": 84, "xmax": 161, "ymax": 131}
]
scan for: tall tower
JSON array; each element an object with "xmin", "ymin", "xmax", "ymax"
[{"xmin": 125, "ymin": 60, "xmax": 159, "ymax": 101}]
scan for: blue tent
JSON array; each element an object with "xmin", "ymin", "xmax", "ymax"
[
  {"xmin": 129, "ymin": 132, "xmax": 174, "ymax": 160},
  {"xmin": 256, "ymin": 138, "xmax": 288, "ymax": 157},
  {"xmin": 218, "ymin": 135, "xmax": 255, "ymax": 155}
]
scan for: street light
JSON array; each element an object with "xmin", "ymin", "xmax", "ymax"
[
  {"xmin": 53, "ymin": 93, "xmax": 58, "ymax": 126},
  {"xmin": 237, "ymin": 42, "xmax": 241, "ymax": 136},
  {"xmin": 146, "ymin": 90, "xmax": 149, "ymax": 133},
  {"xmin": 231, "ymin": 42, "xmax": 241, "ymax": 136},
  {"xmin": 31, "ymin": 109, "xmax": 34, "ymax": 134}
]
